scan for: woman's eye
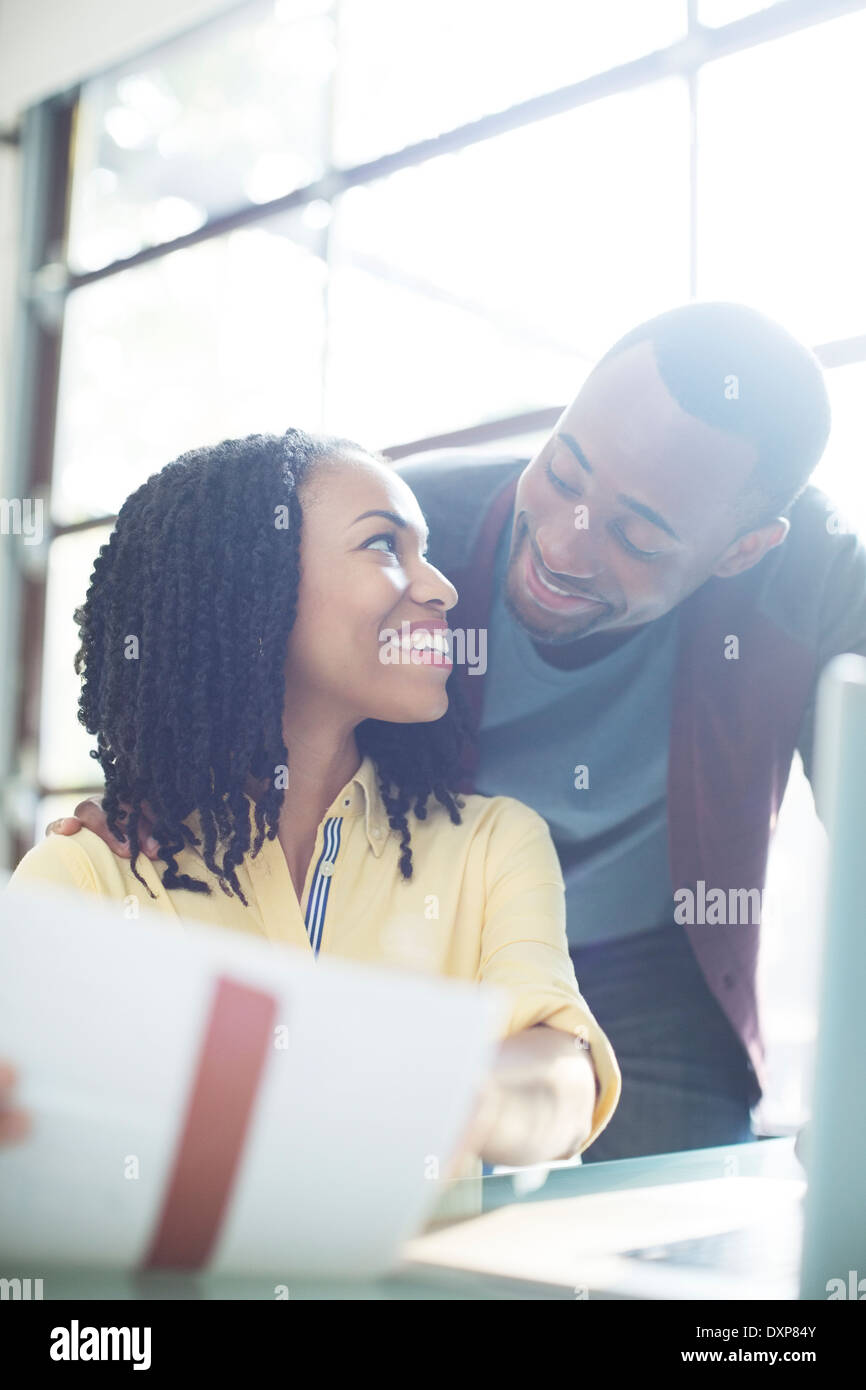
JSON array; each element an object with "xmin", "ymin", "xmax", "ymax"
[{"xmin": 363, "ymin": 532, "xmax": 399, "ymax": 557}]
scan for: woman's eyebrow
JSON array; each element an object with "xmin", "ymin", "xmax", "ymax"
[
  {"xmin": 350, "ymin": 509, "xmax": 408, "ymax": 529},
  {"xmin": 349, "ymin": 509, "xmax": 429, "ymax": 544}
]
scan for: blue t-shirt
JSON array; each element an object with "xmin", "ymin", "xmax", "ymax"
[{"xmin": 474, "ymin": 519, "xmax": 678, "ymax": 945}]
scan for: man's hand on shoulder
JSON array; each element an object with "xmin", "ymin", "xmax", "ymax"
[{"xmin": 46, "ymin": 798, "xmax": 160, "ymax": 860}]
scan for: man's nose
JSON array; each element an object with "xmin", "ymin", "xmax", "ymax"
[{"xmin": 536, "ymin": 521, "xmax": 604, "ymax": 582}]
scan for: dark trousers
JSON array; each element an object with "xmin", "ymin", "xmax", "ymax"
[{"xmin": 571, "ymin": 924, "xmax": 759, "ymax": 1163}]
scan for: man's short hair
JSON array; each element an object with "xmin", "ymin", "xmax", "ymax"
[{"xmin": 596, "ymin": 301, "xmax": 832, "ymax": 529}]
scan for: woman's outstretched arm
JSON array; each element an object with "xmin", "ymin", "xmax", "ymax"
[
  {"xmin": 465, "ymin": 1023, "xmax": 599, "ymax": 1167},
  {"xmin": 467, "ymin": 799, "xmax": 621, "ymax": 1168}
]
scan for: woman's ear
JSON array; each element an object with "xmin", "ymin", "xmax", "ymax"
[{"xmin": 712, "ymin": 516, "xmax": 790, "ymax": 580}]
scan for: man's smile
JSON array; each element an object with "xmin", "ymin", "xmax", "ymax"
[{"xmin": 521, "ymin": 540, "xmax": 610, "ymax": 616}]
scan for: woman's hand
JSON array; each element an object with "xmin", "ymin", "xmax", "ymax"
[
  {"xmin": 46, "ymin": 798, "xmax": 160, "ymax": 860},
  {"xmin": 448, "ymin": 1024, "xmax": 598, "ymax": 1172},
  {"xmin": 0, "ymin": 1061, "xmax": 30, "ymax": 1145}
]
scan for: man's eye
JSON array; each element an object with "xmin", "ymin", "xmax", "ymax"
[
  {"xmin": 612, "ymin": 524, "xmax": 664, "ymax": 560},
  {"xmin": 363, "ymin": 532, "xmax": 399, "ymax": 556},
  {"xmin": 545, "ymin": 459, "xmax": 580, "ymax": 495}
]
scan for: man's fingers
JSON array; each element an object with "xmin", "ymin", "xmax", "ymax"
[
  {"xmin": 138, "ymin": 800, "xmax": 160, "ymax": 858},
  {"xmin": 75, "ymin": 797, "xmax": 161, "ymax": 859},
  {"xmin": 46, "ymin": 812, "xmax": 133, "ymax": 859},
  {"xmin": 45, "ymin": 798, "xmax": 160, "ymax": 860},
  {"xmin": 45, "ymin": 818, "xmax": 83, "ymax": 838},
  {"xmin": 72, "ymin": 797, "xmax": 133, "ymax": 859},
  {"xmin": 0, "ymin": 1108, "xmax": 31, "ymax": 1144},
  {"xmin": 72, "ymin": 795, "xmax": 111, "ymax": 825},
  {"xmin": 0, "ymin": 1063, "xmax": 29, "ymax": 1145},
  {"xmin": 0, "ymin": 1060, "xmax": 19, "ymax": 1089}
]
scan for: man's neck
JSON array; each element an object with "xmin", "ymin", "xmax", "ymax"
[{"xmin": 532, "ymin": 626, "xmax": 642, "ymax": 671}]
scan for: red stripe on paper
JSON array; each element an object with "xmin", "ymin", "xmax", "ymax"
[{"xmin": 141, "ymin": 975, "xmax": 277, "ymax": 1270}]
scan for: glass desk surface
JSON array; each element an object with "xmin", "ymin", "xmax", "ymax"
[{"xmin": 25, "ymin": 1137, "xmax": 803, "ymax": 1301}]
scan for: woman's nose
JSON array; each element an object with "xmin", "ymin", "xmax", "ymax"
[{"xmin": 412, "ymin": 561, "xmax": 458, "ymax": 613}]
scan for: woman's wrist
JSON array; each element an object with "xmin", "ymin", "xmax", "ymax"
[
  {"xmin": 474, "ymin": 1046, "xmax": 597, "ymax": 1167},
  {"xmin": 474, "ymin": 1074, "xmax": 559, "ymax": 1167}
]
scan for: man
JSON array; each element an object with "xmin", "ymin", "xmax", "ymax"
[{"xmin": 55, "ymin": 301, "xmax": 866, "ymax": 1161}]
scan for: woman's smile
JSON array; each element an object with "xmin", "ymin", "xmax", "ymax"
[{"xmin": 382, "ymin": 618, "xmax": 453, "ymax": 669}]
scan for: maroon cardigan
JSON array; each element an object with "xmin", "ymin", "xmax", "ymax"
[{"xmin": 398, "ymin": 451, "xmax": 866, "ymax": 1091}]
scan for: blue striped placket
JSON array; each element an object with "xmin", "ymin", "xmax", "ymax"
[{"xmin": 304, "ymin": 817, "xmax": 343, "ymax": 957}]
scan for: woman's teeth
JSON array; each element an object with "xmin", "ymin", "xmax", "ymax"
[{"xmin": 401, "ymin": 629, "xmax": 450, "ymax": 656}]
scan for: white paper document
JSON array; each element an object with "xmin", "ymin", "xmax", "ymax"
[
  {"xmin": 404, "ymin": 1176, "xmax": 806, "ymax": 1295},
  {"xmin": 0, "ymin": 882, "xmax": 506, "ymax": 1277}
]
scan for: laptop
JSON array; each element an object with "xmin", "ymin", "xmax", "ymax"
[
  {"xmin": 798, "ymin": 652, "xmax": 866, "ymax": 1298},
  {"xmin": 0, "ymin": 881, "xmax": 506, "ymax": 1278}
]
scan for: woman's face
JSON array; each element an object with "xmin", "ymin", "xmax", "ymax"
[{"xmin": 284, "ymin": 451, "xmax": 458, "ymax": 725}]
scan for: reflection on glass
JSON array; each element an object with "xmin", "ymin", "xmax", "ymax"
[
  {"xmin": 334, "ymin": 0, "xmax": 686, "ymax": 166},
  {"xmin": 53, "ymin": 214, "xmax": 327, "ymax": 526},
  {"xmin": 67, "ymin": 0, "xmax": 335, "ymax": 272},
  {"xmin": 327, "ymin": 81, "xmax": 689, "ymax": 442},
  {"xmin": 38, "ymin": 528, "xmax": 111, "ymax": 790},
  {"xmin": 697, "ymin": 9, "xmax": 866, "ymax": 345}
]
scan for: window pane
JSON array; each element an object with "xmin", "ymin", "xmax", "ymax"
[
  {"xmin": 812, "ymin": 361, "xmax": 866, "ymax": 537},
  {"xmin": 67, "ymin": 0, "xmax": 335, "ymax": 273},
  {"xmin": 334, "ymin": 0, "xmax": 686, "ymax": 166},
  {"xmin": 697, "ymin": 10, "xmax": 866, "ymax": 345},
  {"xmin": 53, "ymin": 211, "xmax": 327, "ymax": 526},
  {"xmin": 39, "ymin": 528, "xmax": 111, "ymax": 790},
  {"xmin": 326, "ymin": 267, "xmax": 592, "ymax": 449},
  {"xmin": 327, "ymin": 80, "xmax": 690, "ymax": 443}
]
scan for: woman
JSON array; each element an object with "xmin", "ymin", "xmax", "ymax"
[{"xmin": 6, "ymin": 428, "xmax": 620, "ymax": 1171}]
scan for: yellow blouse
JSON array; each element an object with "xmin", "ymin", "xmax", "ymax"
[{"xmin": 8, "ymin": 754, "xmax": 620, "ymax": 1154}]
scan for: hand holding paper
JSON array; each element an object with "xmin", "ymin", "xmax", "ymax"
[{"xmin": 0, "ymin": 1060, "xmax": 30, "ymax": 1145}]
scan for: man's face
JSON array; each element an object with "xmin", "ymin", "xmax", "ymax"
[{"xmin": 506, "ymin": 340, "xmax": 777, "ymax": 645}]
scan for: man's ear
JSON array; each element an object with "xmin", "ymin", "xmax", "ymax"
[{"xmin": 712, "ymin": 516, "xmax": 790, "ymax": 580}]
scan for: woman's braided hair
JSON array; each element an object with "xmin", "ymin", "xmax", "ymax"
[{"xmin": 74, "ymin": 428, "xmax": 468, "ymax": 903}]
